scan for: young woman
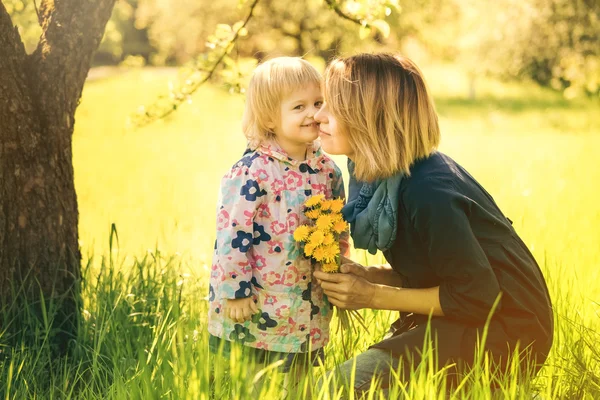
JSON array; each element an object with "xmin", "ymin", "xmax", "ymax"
[{"xmin": 313, "ymin": 53, "xmax": 553, "ymax": 394}]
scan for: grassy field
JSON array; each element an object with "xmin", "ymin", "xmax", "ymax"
[{"xmin": 1, "ymin": 66, "xmax": 599, "ymax": 398}]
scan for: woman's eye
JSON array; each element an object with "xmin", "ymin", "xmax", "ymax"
[{"xmin": 315, "ymin": 101, "xmax": 323, "ymax": 108}]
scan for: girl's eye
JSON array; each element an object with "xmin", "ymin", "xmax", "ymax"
[
  {"xmin": 315, "ymin": 101, "xmax": 323, "ymax": 108},
  {"xmin": 294, "ymin": 105, "xmax": 304, "ymax": 110}
]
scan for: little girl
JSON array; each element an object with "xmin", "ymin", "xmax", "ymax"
[{"xmin": 207, "ymin": 57, "xmax": 347, "ymax": 376}]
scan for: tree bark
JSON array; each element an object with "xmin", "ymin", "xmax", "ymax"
[{"xmin": 0, "ymin": 0, "xmax": 116, "ymax": 347}]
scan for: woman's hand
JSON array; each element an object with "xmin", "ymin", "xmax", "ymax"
[
  {"xmin": 339, "ymin": 256, "xmax": 371, "ymax": 280},
  {"xmin": 340, "ymin": 256, "xmax": 404, "ymax": 287},
  {"xmin": 314, "ymin": 269, "xmax": 376, "ymax": 310}
]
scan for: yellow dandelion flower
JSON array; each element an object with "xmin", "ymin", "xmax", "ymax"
[
  {"xmin": 293, "ymin": 225, "xmax": 311, "ymax": 242},
  {"xmin": 332, "ymin": 219, "xmax": 348, "ymax": 234},
  {"xmin": 304, "ymin": 242, "xmax": 316, "ymax": 257},
  {"xmin": 305, "ymin": 209, "xmax": 321, "ymax": 220},
  {"xmin": 308, "ymin": 230, "xmax": 325, "ymax": 246},
  {"xmin": 316, "ymin": 214, "xmax": 334, "ymax": 230},
  {"xmin": 321, "ymin": 262, "xmax": 339, "ymax": 273},
  {"xmin": 322, "ymin": 244, "xmax": 339, "ymax": 263},
  {"xmin": 322, "ymin": 233, "xmax": 335, "ymax": 246},
  {"xmin": 330, "ymin": 199, "xmax": 345, "ymax": 213},
  {"xmin": 320, "ymin": 200, "xmax": 332, "ymax": 211},
  {"xmin": 312, "ymin": 246, "xmax": 327, "ymax": 262},
  {"xmin": 331, "ymin": 213, "xmax": 344, "ymax": 223},
  {"xmin": 304, "ymin": 194, "xmax": 325, "ymax": 208}
]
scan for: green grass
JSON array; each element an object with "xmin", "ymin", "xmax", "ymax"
[{"xmin": 1, "ymin": 65, "xmax": 599, "ymax": 398}]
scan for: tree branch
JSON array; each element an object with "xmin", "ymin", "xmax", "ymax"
[
  {"xmin": 33, "ymin": 0, "xmax": 42, "ymax": 26},
  {"xmin": 0, "ymin": 1, "xmax": 34, "ymax": 148},
  {"xmin": 27, "ymin": 0, "xmax": 117, "ymax": 126},
  {"xmin": 1, "ymin": 4, "xmax": 40, "ymax": 263},
  {"xmin": 0, "ymin": 1, "xmax": 28, "ymax": 73},
  {"xmin": 135, "ymin": 0, "xmax": 373, "ymax": 126},
  {"xmin": 324, "ymin": 0, "xmax": 368, "ymax": 27},
  {"xmin": 199, "ymin": 0, "xmax": 260, "ymax": 87},
  {"xmin": 135, "ymin": 0, "xmax": 261, "ymax": 124}
]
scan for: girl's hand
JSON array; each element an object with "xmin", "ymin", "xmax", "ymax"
[
  {"xmin": 313, "ymin": 270, "xmax": 376, "ymax": 310},
  {"xmin": 225, "ymin": 297, "xmax": 259, "ymax": 323}
]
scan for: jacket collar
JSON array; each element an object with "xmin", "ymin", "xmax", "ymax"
[{"xmin": 258, "ymin": 140, "xmax": 325, "ymax": 168}]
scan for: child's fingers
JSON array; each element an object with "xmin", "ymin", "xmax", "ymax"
[
  {"xmin": 234, "ymin": 307, "xmax": 244, "ymax": 323},
  {"xmin": 250, "ymin": 300, "xmax": 259, "ymax": 315},
  {"xmin": 242, "ymin": 306, "xmax": 253, "ymax": 321},
  {"xmin": 229, "ymin": 307, "xmax": 237, "ymax": 322}
]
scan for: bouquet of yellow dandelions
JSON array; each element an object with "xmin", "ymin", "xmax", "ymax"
[
  {"xmin": 293, "ymin": 194, "xmax": 366, "ymax": 337},
  {"xmin": 292, "ymin": 194, "xmax": 348, "ymax": 273}
]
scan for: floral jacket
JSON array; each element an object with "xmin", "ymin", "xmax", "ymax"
[{"xmin": 207, "ymin": 141, "xmax": 348, "ymax": 353}]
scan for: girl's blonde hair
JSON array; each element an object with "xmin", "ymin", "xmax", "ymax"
[
  {"xmin": 324, "ymin": 53, "xmax": 440, "ymax": 181},
  {"xmin": 243, "ymin": 57, "xmax": 322, "ymax": 149}
]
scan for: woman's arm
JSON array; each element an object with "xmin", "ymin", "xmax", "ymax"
[
  {"xmin": 371, "ymin": 284, "xmax": 443, "ymax": 316},
  {"xmin": 340, "ymin": 256, "xmax": 404, "ymax": 287},
  {"xmin": 404, "ymin": 179, "xmax": 502, "ymax": 324},
  {"xmin": 314, "ymin": 270, "xmax": 443, "ymax": 316},
  {"xmin": 366, "ymin": 264, "xmax": 405, "ymax": 287}
]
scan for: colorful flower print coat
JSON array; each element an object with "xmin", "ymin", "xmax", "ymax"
[{"xmin": 208, "ymin": 141, "xmax": 348, "ymax": 353}]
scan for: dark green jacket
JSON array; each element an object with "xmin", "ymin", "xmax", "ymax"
[{"xmin": 363, "ymin": 152, "xmax": 553, "ymax": 367}]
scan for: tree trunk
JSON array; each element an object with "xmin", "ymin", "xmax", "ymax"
[{"xmin": 0, "ymin": 0, "xmax": 116, "ymax": 350}]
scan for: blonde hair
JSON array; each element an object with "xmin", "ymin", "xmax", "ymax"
[
  {"xmin": 243, "ymin": 57, "xmax": 322, "ymax": 149},
  {"xmin": 324, "ymin": 53, "xmax": 440, "ymax": 181}
]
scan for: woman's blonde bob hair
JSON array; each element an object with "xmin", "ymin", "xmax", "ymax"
[
  {"xmin": 324, "ymin": 53, "xmax": 440, "ymax": 181},
  {"xmin": 242, "ymin": 57, "xmax": 322, "ymax": 150}
]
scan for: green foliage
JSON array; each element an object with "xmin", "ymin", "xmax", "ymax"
[
  {"xmin": 103, "ymin": 0, "xmax": 396, "ymax": 67},
  {"xmin": 96, "ymin": 0, "xmax": 155, "ymax": 65},
  {"xmin": 130, "ymin": 0, "xmax": 262, "ymax": 125},
  {"xmin": 467, "ymin": 0, "xmax": 600, "ymax": 98},
  {"xmin": 127, "ymin": 0, "xmax": 398, "ymax": 125},
  {"xmin": 5, "ymin": 0, "xmax": 597, "ymax": 97}
]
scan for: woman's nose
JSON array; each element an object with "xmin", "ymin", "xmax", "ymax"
[{"xmin": 315, "ymin": 107, "xmax": 326, "ymax": 123}]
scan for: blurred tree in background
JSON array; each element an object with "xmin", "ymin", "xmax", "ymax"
[
  {"xmin": 479, "ymin": 0, "xmax": 599, "ymax": 98},
  {"xmin": 7, "ymin": 0, "xmax": 596, "ymax": 97},
  {"xmin": 96, "ymin": 0, "xmax": 155, "ymax": 64},
  {"xmin": 129, "ymin": 0, "xmax": 394, "ymax": 64}
]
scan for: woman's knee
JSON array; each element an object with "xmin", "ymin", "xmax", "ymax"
[{"xmin": 316, "ymin": 348, "xmax": 401, "ymax": 397}]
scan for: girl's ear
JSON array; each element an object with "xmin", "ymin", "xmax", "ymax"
[{"xmin": 266, "ymin": 111, "xmax": 279, "ymax": 131}]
